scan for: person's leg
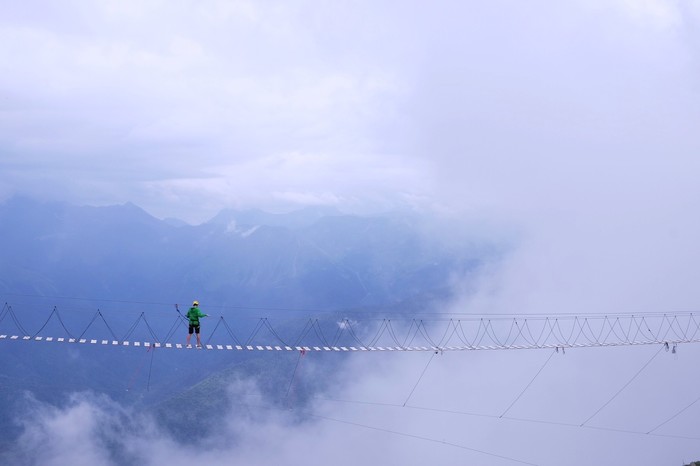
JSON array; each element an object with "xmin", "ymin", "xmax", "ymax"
[
  {"xmin": 187, "ymin": 325, "xmax": 193, "ymax": 346},
  {"xmin": 196, "ymin": 325, "xmax": 202, "ymax": 347}
]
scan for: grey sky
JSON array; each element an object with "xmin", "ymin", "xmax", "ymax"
[
  {"xmin": 1, "ymin": 0, "xmax": 697, "ymax": 223},
  {"xmin": 3, "ymin": 1, "xmax": 700, "ymax": 464}
]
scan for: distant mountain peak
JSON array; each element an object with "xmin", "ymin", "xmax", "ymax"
[{"xmin": 206, "ymin": 206, "xmax": 342, "ymax": 230}]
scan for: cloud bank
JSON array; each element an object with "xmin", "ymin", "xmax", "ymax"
[
  {"xmin": 9, "ymin": 340, "xmax": 700, "ymax": 466},
  {"xmin": 1, "ymin": 0, "xmax": 697, "ymax": 222}
]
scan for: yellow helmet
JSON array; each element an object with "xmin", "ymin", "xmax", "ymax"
[{"xmin": 192, "ymin": 300, "xmax": 199, "ymax": 306}]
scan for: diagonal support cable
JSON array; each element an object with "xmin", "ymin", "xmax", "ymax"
[
  {"xmin": 500, "ymin": 350, "xmax": 556, "ymax": 417},
  {"xmin": 580, "ymin": 345, "xmax": 664, "ymax": 426},
  {"xmin": 403, "ymin": 351, "xmax": 437, "ymax": 406}
]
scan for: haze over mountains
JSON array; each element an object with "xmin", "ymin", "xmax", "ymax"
[
  {"xmin": 2, "ymin": 197, "xmax": 699, "ymax": 465},
  {"xmin": 0, "ymin": 196, "xmax": 495, "ymax": 456},
  {"xmin": 0, "ymin": 196, "xmax": 491, "ymax": 312}
]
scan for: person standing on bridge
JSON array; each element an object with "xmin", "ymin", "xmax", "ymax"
[{"xmin": 186, "ymin": 300, "xmax": 208, "ymax": 348}]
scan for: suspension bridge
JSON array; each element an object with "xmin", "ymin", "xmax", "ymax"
[
  {"xmin": 1, "ymin": 303, "xmax": 698, "ymax": 353},
  {"xmin": 2, "ymin": 301, "xmax": 700, "ymax": 466}
]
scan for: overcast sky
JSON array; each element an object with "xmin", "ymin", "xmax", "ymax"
[
  {"xmin": 3, "ymin": 1, "xmax": 700, "ymax": 465},
  {"xmin": 1, "ymin": 0, "xmax": 697, "ymax": 223}
]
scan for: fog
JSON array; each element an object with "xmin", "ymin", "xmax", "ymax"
[{"xmin": 3, "ymin": 0, "xmax": 700, "ymax": 464}]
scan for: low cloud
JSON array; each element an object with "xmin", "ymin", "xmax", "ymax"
[
  {"xmin": 8, "ymin": 337, "xmax": 700, "ymax": 466},
  {"xmin": 3, "ymin": 1, "xmax": 700, "ymax": 465}
]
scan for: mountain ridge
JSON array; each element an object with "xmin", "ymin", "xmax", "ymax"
[
  {"xmin": 0, "ymin": 195, "xmax": 498, "ymax": 450},
  {"xmin": 0, "ymin": 196, "xmax": 491, "ymax": 312}
]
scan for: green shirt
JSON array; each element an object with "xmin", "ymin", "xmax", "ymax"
[{"xmin": 186, "ymin": 306, "xmax": 207, "ymax": 325}]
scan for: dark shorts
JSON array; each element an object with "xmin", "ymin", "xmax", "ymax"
[{"xmin": 188, "ymin": 324, "xmax": 200, "ymax": 334}]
